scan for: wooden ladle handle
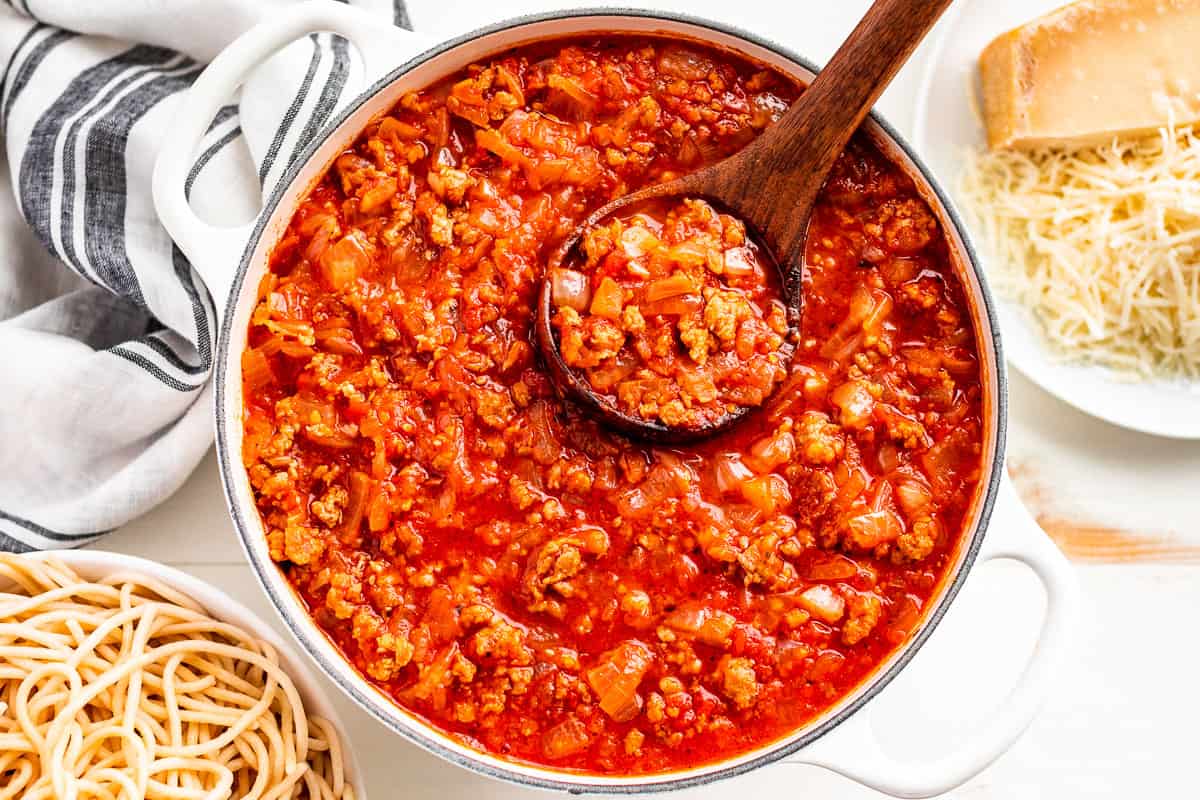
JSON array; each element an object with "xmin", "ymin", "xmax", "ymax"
[
  {"xmin": 535, "ymin": 0, "xmax": 955, "ymax": 444},
  {"xmin": 689, "ymin": 0, "xmax": 956, "ymax": 275}
]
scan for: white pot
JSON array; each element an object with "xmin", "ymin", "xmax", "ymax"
[{"xmin": 152, "ymin": 3, "xmax": 1080, "ymax": 796}]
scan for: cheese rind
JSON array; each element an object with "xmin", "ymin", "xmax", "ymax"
[{"xmin": 979, "ymin": 0, "xmax": 1200, "ymax": 150}]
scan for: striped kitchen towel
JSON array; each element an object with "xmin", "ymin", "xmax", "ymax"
[{"xmin": 0, "ymin": 0, "xmax": 411, "ymax": 551}]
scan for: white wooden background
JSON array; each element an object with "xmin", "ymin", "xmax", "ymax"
[{"xmin": 97, "ymin": 1, "xmax": 1200, "ymax": 797}]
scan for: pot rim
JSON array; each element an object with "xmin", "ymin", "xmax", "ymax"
[{"xmin": 213, "ymin": 7, "xmax": 1008, "ymax": 794}]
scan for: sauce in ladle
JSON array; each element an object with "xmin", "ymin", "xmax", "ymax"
[
  {"xmin": 549, "ymin": 197, "xmax": 791, "ymax": 431},
  {"xmin": 535, "ymin": 0, "xmax": 957, "ymax": 443}
]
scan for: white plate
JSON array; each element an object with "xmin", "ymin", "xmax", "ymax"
[
  {"xmin": 913, "ymin": 0, "xmax": 1200, "ymax": 439},
  {"xmin": 10, "ymin": 549, "xmax": 368, "ymax": 800}
]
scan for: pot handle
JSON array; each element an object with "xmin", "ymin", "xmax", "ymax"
[
  {"xmin": 152, "ymin": 0, "xmax": 428, "ymax": 313},
  {"xmin": 788, "ymin": 472, "xmax": 1079, "ymax": 798}
]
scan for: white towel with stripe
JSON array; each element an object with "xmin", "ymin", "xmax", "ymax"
[{"xmin": 0, "ymin": 0, "xmax": 411, "ymax": 551}]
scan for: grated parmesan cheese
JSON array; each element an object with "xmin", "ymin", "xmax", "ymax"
[{"xmin": 959, "ymin": 124, "xmax": 1200, "ymax": 379}]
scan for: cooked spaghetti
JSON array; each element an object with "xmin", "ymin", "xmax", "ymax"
[{"xmin": 0, "ymin": 554, "xmax": 355, "ymax": 800}]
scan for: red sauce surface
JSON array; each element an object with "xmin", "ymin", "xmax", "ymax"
[{"xmin": 241, "ymin": 36, "xmax": 985, "ymax": 775}]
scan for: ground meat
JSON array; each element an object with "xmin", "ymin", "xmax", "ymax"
[
  {"xmin": 586, "ymin": 318, "xmax": 626, "ymax": 360},
  {"xmin": 310, "ymin": 485, "xmax": 348, "ymax": 528},
  {"xmin": 737, "ymin": 529, "xmax": 799, "ymax": 591},
  {"xmin": 621, "ymin": 304, "xmax": 647, "ymax": 335},
  {"xmin": 794, "ymin": 411, "xmax": 845, "ymax": 465},
  {"xmin": 427, "ymin": 203, "xmax": 453, "ymax": 246},
  {"xmin": 428, "ymin": 165, "xmax": 474, "ymax": 203},
  {"xmin": 678, "ymin": 313, "xmax": 712, "ymax": 365},
  {"xmin": 447, "ymin": 65, "xmax": 524, "ymax": 126},
  {"xmin": 842, "ymin": 591, "xmax": 883, "ymax": 645},
  {"xmin": 557, "ymin": 309, "xmax": 626, "ymax": 368},
  {"xmin": 471, "ymin": 618, "xmax": 534, "ymax": 664},
  {"xmin": 527, "ymin": 539, "xmax": 584, "ymax": 595},
  {"xmin": 866, "ymin": 197, "xmax": 936, "ymax": 255},
  {"xmin": 703, "ymin": 289, "xmax": 752, "ymax": 344},
  {"xmin": 276, "ymin": 524, "xmax": 326, "ymax": 566},
  {"xmin": 551, "ymin": 197, "xmax": 788, "ymax": 430},
  {"xmin": 718, "ymin": 656, "xmax": 760, "ymax": 709},
  {"xmin": 897, "ymin": 515, "xmax": 940, "ymax": 562},
  {"xmin": 524, "ymin": 527, "xmax": 610, "ymax": 605}
]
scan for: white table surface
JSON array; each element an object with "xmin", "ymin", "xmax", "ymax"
[{"xmin": 96, "ymin": 1, "xmax": 1200, "ymax": 797}]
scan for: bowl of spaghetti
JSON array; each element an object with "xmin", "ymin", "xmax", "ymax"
[{"xmin": 0, "ymin": 549, "xmax": 365, "ymax": 800}]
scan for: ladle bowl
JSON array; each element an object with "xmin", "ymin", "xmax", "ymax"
[{"xmin": 536, "ymin": 0, "xmax": 956, "ymax": 442}]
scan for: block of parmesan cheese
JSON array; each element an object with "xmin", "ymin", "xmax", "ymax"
[{"xmin": 979, "ymin": 0, "xmax": 1200, "ymax": 150}]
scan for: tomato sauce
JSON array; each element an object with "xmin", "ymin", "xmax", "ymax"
[{"xmin": 241, "ymin": 36, "xmax": 984, "ymax": 775}]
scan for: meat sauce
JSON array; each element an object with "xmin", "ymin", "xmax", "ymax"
[
  {"xmin": 241, "ymin": 36, "xmax": 985, "ymax": 775},
  {"xmin": 550, "ymin": 196, "xmax": 789, "ymax": 431}
]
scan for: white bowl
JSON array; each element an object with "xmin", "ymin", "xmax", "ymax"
[
  {"xmin": 16, "ymin": 548, "xmax": 367, "ymax": 800},
  {"xmin": 913, "ymin": 0, "xmax": 1200, "ymax": 439}
]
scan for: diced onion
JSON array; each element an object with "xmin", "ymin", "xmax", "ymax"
[
  {"xmin": 620, "ymin": 224, "xmax": 659, "ymax": 258},
  {"xmin": 876, "ymin": 443, "xmax": 900, "ymax": 473},
  {"xmin": 547, "ymin": 73, "xmax": 596, "ymax": 112},
  {"xmin": 666, "ymin": 241, "xmax": 709, "ymax": 267},
  {"xmin": 713, "ymin": 453, "xmax": 754, "ymax": 493},
  {"xmin": 829, "ymin": 381, "xmax": 875, "ymax": 430},
  {"xmin": 340, "ymin": 471, "xmax": 370, "ymax": 541},
  {"xmin": 551, "ymin": 268, "xmax": 591, "ymax": 312},
  {"xmin": 810, "ymin": 649, "xmax": 845, "ymax": 679},
  {"xmin": 645, "ymin": 273, "xmax": 698, "ymax": 302},
  {"xmin": 665, "ymin": 607, "xmax": 736, "ymax": 646},
  {"xmin": 359, "ymin": 176, "xmax": 398, "ymax": 215},
  {"xmin": 798, "ymin": 585, "xmax": 845, "ymax": 623},
  {"xmin": 588, "ymin": 355, "xmax": 637, "ymax": 391},
  {"xmin": 241, "ymin": 348, "xmax": 274, "ymax": 393},
  {"xmin": 320, "ymin": 230, "xmax": 371, "ymax": 291},
  {"xmin": 590, "ymin": 276, "xmax": 625, "ymax": 319},
  {"xmin": 746, "ymin": 432, "xmax": 796, "ymax": 473},
  {"xmin": 528, "ymin": 401, "xmax": 563, "ymax": 465},
  {"xmin": 887, "ymin": 595, "xmax": 922, "ymax": 644},
  {"xmin": 845, "ymin": 509, "xmax": 903, "ymax": 549},
  {"xmin": 657, "ymin": 46, "xmax": 715, "ymax": 81},
  {"xmin": 894, "ymin": 477, "xmax": 932, "ymax": 516},
  {"xmin": 861, "ymin": 290, "xmax": 893, "ymax": 333},
  {"xmin": 834, "ymin": 467, "xmax": 869, "ymax": 508},
  {"xmin": 542, "ymin": 718, "xmax": 592, "ymax": 759},
  {"xmin": 723, "ymin": 247, "xmax": 756, "ymax": 276},
  {"xmin": 805, "ymin": 554, "xmax": 859, "ymax": 581},
  {"xmin": 642, "ymin": 294, "xmax": 703, "ymax": 317},
  {"xmin": 585, "ymin": 641, "xmax": 653, "ymax": 722},
  {"xmin": 740, "ymin": 474, "xmax": 791, "ymax": 515},
  {"xmin": 475, "ymin": 128, "xmax": 531, "ymax": 168},
  {"xmin": 613, "ymin": 487, "xmax": 651, "ymax": 519},
  {"xmin": 921, "ymin": 426, "xmax": 974, "ymax": 494}
]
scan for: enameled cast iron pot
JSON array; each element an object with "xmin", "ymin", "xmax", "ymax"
[{"xmin": 152, "ymin": 3, "xmax": 1080, "ymax": 796}]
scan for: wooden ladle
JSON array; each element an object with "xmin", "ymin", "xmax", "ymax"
[{"xmin": 536, "ymin": 0, "xmax": 956, "ymax": 442}]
